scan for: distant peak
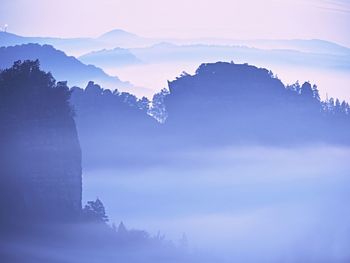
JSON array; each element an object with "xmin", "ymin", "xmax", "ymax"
[{"xmin": 99, "ymin": 29, "xmax": 138, "ymax": 39}]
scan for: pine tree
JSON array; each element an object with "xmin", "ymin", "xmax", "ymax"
[
  {"xmin": 83, "ymin": 198, "xmax": 109, "ymax": 223},
  {"xmin": 149, "ymin": 88, "xmax": 169, "ymax": 123},
  {"xmin": 117, "ymin": 221, "xmax": 127, "ymax": 234}
]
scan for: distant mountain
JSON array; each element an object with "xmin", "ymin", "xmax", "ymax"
[
  {"xmin": 129, "ymin": 43, "xmax": 350, "ymax": 71},
  {"xmin": 0, "ymin": 29, "xmax": 158, "ymax": 55},
  {"xmin": 2, "ymin": 30, "xmax": 350, "ymax": 100},
  {"xmin": 228, "ymin": 39, "xmax": 350, "ymax": 56},
  {"xmin": 171, "ymin": 37, "xmax": 350, "ymax": 55},
  {"xmin": 97, "ymin": 29, "xmax": 147, "ymax": 44},
  {"xmin": 0, "ymin": 44, "xmax": 132, "ymax": 90},
  {"xmin": 79, "ymin": 47, "xmax": 142, "ymax": 68},
  {"xmin": 95, "ymin": 29, "xmax": 156, "ymax": 49},
  {"xmin": 0, "ymin": 31, "xmax": 103, "ymax": 56},
  {"xmin": 71, "ymin": 36, "xmax": 350, "ymax": 71},
  {"xmin": 2, "ymin": 29, "xmax": 350, "ymax": 57},
  {"xmin": 99, "ymin": 29, "xmax": 139, "ymax": 39}
]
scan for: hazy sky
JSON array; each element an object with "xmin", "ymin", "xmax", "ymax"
[{"xmin": 1, "ymin": 0, "xmax": 350, "ymax": 46}]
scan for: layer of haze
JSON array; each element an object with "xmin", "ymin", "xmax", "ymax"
[
  {"xmin": 1, "ymin": 0, "xmax": 350, "ymax": 47},
  {"xmin": 108, "ymin": 62, "xmax": 350, "ymax": 102},
  {"xmin": 83, "ymin": 145, "xmax": 350, "ymax": 262}
]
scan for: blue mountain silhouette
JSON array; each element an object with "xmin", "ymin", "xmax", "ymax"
[
  {"xmin": 79, "ymin": 47, "xmax": 142, "ymax": 68},
  {"xmin": 0, "ymin": 44, "xmax": 132, "ymax": 90}
]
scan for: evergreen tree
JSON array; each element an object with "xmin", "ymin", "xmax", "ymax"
[
  {"xmin": 300, "ymin": 82, "xmax": 314, "ymax": 99},
  {"xmin": 83, "ymin": 198, "xmax": 109, "ymax": 223},
  {"xmin": 335, "ymin": 99, "xmax": 342, "ymax": 115},
  {"xmin": 312, "ymin": 84, "xmax": 320, "ymax": 101},
  {"xmin": 149, "ymin": 88, "xmax": 169, "ymax": 123},
  {"xmin": 118, "ymin": 221, "xmax": 127, "ymax": 234},
  {"xmin": 137, "ymin": 96, "xmax": 150, "ymax": 112}
]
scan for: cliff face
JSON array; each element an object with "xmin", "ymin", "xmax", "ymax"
[
  {"xmin": 2, "ymin": 118, "xmax": 82, "ymax": 221},
  {"xmin": 0, "ymin": 60, "xmax": 82, "ymax": 224}
]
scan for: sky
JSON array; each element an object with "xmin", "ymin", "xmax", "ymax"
[{"xmin": 1, "ymin": 0, "xmax": 350, "ymax": 46}]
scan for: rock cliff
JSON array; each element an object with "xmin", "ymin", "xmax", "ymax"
[{"xmin": 0, "ymin": 60, "xmax": 82, "ymax": 224}]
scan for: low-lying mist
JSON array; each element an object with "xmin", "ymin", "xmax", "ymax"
[
  {"xmin": 84, "ymin": 145, "xmax": 350, "ymax": 262},
  {"xmin": 107, "ymin": 57, "xmax": 350, "ymax": 101}
]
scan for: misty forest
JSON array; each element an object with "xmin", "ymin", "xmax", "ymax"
[{"xmin": 1, "ymin": 8, "xmax": 350, "ymax": 263}]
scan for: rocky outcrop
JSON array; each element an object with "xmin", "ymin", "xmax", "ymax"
[{"xmin": 0, "ymin": 60, "xmax": 82, "ymax": 224}]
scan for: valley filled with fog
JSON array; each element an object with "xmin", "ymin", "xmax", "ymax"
[
  {"xmin": 84, "ymin": 145, "xmax": 350, "ymax": 262},
  {"xmin": 1, "ymin": 9, "xmax": 350, "ymax": 261}
]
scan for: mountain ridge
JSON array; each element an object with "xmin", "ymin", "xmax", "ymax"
[
  {"xmin": 0, "ymin": 43, "xmax": 133, "ymax": 91},
  {"xmin": 2, "ymin": 30, "xmax": 350, "ymax": 56}
]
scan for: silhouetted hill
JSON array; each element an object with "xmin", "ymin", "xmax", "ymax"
[
  {"xmin": 68, "ymin": 61, "xmax": 350, "ymax": 169},
  {"xmin": 0, "ymin": 44, "xmax": 133, "ymax": 90},
  {"xmin": 79, "ymin": 47, "xmax": 142, "ymax": 68},
  {"xmin": 0, "ymin": 60, "xmax": 82, "ymax": 225},
  {"xmin": 163, "ymin": 62, "xmax": 350, "ymax": 145}
]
